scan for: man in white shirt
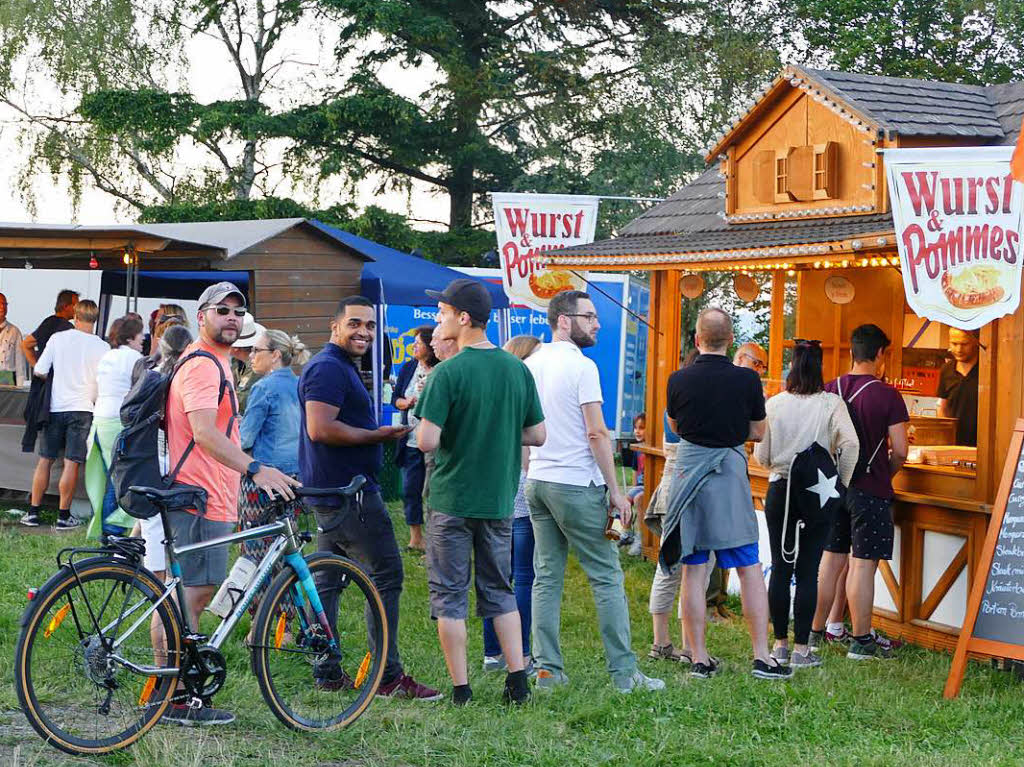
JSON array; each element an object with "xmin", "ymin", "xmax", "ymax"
[
  {"xmin": 0, "ymin": 292, "xmax": 28, "ymax": 386},
  {"xmin": 22, "ymin": 299, "xmax": 109, "ymax": 529},
  {"xmin": 525, "ymin": 289, "xmax": 664, "ymax": 694}
]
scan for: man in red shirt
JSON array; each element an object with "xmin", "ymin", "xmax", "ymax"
[{"xmin": 163, "ymin": 281, "xmax": 297, "ymax": 726}]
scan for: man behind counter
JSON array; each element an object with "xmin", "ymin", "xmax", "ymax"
[{"xmin": 938, "ymin": 329, "xmax": 979, "ymax": 447}]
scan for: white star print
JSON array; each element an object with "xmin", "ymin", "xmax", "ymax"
[{"xmin": 805, "ymin": 469, "xmax": 840, "ymax": 509}]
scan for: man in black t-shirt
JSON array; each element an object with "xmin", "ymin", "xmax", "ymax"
[
  {"xmin": 937, "ymin": 328, "xmax": 979, "ymax": 446},
  {"xmin": 20, "ymin": 289, "xmax": 79, "ymax": 368}
]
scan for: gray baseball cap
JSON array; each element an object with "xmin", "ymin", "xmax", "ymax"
[{"xmin": 198, "ymin": 281, "xmax": 247, "ymax": 310}]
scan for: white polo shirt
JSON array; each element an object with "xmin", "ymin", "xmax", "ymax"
[{"xmin": 524, "ymin": 340, "xmax": 604, "ymax": 486}]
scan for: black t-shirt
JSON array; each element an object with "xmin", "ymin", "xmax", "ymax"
[
  {"xmin": 666, "ymin": 354, "xmax": 766, "ymax": 447},
  {"xmin": 937, "ymin": 359, "xmax": 978, "ymax": 446},
  {"xmin": 30, "ymin": 315, "xmax": 72, "ymax": 356}
]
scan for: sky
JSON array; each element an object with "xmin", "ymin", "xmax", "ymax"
[{"xmin": 0, "ymin": 12, "xmax": 451, "ymax": 229}]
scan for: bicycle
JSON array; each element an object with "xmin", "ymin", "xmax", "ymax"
[{"xmin": 14, "ymin": 476, "xmax": 387, "ymax": 757}]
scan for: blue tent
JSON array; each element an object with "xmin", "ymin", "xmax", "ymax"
[{"xmin": 310, "ymin": 220, "xmax": 508, "ymax": 308}]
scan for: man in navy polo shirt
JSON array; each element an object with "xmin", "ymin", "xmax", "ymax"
[{"xmin": 299, "ymin": 295, "xmax": 442, "ymax": 700}]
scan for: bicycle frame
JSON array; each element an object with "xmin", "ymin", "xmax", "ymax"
[{"xmin": 105, "ymin": 509, "xmax": 336, "ymax": 675}]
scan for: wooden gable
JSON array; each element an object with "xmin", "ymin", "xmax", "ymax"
[{"xmin": 725, "ymin": 86, "xmax": 881, "ymax": 221}]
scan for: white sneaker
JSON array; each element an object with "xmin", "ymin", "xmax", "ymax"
[
  {"xmin": 627, "ymin": 537, "xmax": 642, "ymax": 557},
  {"xmin": 615, "ymin": 670, "xmax": 666, "ymax": 693}
]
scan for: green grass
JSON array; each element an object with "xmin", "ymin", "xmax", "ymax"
[{"xmin": 1, "ymin": 505, "xmax": 1024, "ymax": 766}]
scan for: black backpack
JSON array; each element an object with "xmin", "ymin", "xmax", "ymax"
[
  {"xmin": 111, "ymin": 351, "xmax": 237, "ymax": 519},
  {"xmin": 781, "ymin": 440, "xmax": 845, "ymax": 564}
]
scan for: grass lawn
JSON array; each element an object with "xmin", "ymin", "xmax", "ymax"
[{"xmin": 1, "ymin": 504, "xmax": 1023, "ymax": 766}]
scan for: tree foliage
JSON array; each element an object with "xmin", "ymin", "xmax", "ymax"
[{"xmin": 790, "ymin": 0, "xmax": 1024, "ymax": 84}]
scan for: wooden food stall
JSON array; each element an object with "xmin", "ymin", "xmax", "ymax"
[
  {"xmin": 544, "ymin": 65, "xmax": 1024, "ymax": 651},
  {"xmin": 0, "ymin": 219, "xmax": 368, "ymax": 498}
]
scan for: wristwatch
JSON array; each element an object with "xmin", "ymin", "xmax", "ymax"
[{"xmin": 246, "ymin": 460, "xmax": 262, "ymax": 479}]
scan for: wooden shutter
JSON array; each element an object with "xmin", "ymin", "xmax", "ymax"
[
  {"xmin": 814, "ymin": 141, "xmax": 840, "ymax": 199},
  {"xmin": 787, "ymin": 145, "xmax": 815, "ymax": 201},
  {"xmin": 752, "ymin": 150, "xmax": 775, "ymax": 204}
]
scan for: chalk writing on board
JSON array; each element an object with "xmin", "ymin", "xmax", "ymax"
[{"xmin": 974, "ymin": 457, "xmax": 1024, "ymax": 643}]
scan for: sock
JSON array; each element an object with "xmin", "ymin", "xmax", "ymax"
[
  {"xmin": 452, "ymin": 684, "xmax": 472, "ymax": 706},
  {"xmin": 853, "ymin": 633, "xmax": 872, "ymax": 645},
  {"xmin": 826, "ymin": 622, "xmax": 845, "ymax": 635},
  {"xmin": 58, "ymin": 508, "xmax": 71, "ymax": 521}
]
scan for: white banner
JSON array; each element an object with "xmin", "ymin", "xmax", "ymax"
[
  {"xmin": 491, "ymin": 192, "xmax": 599, "ymax": 311},
  {"xmin": 884, "ymin": 146, "xmax": 1024, "ymax": 330}
]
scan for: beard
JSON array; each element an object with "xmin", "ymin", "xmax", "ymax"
[
  {"xmin": 570, "ymin": 321, "xmax": 596, "ymax": 349},
  {"xmin": 210, "ymin": 325, "xmax": 239, "ymax": 345}
]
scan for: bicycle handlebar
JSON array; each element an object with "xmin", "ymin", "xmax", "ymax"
[{"xmin": 294, "ymin": 475, "xmax": 366, "ymax": 499}]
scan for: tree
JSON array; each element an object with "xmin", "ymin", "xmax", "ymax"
[
  {"xmin": 790, "ymin": 0, "xmax": 1024, "ymax": 84},
  {"xmin": 276, "ymin": 0, "xmax": 684, "ymax": 231},
  {"xmin": 0, "ymin": 0, "xmax": 327, "ymax": 215}
]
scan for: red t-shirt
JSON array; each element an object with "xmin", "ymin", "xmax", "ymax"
[{"xmin": 166, "ymin": 340, "xmax": 240, "ymax": 522}]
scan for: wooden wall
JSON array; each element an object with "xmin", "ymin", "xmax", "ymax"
[{"xmin": 228, "ymin": 225, "xmax": 364, "ymax": 351}]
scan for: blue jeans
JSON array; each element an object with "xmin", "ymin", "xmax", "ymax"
[
  {"xmin": 482, "ymin": 516, "xmax": 535, "ymax": 657},
  {"xmin": 401, "ymin": 449, "xmax": 426, "ymax": 526}
]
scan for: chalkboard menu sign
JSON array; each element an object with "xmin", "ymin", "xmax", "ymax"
[{"xmin": 945, "ymin": 419, "xmax": 1024, "ymax": 698}]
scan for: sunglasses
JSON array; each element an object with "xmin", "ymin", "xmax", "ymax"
[{"xmin": 206, "ymin": 305, "xmax": 246, "ymax": 317}]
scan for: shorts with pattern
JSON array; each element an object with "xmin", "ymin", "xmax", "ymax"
[{"xmin": 824, "ymin": 486, "xmax": 894, "ymax": 561}]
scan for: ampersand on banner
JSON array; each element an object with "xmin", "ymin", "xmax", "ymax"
[{"xmin": 927, "ymin": 209, "xmax": 944, "ymax": 232}]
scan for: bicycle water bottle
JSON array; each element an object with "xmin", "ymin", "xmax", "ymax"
[{"xmin": 208, "ymin": 556, "xmax": 258, "ymax": 618}]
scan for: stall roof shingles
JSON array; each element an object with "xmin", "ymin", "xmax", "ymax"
[
  {"xmin": 619, "ymin": 168, "xmax": 727, "ymax": 237},
  {"xmin": 800, "ymin": 68, "xmax": 1005, "ymax": 138},
  {"xmin": 988, "ymin": 81, "xmax": 1024, "ymax": 145}
]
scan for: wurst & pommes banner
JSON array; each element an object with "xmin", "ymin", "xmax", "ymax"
[
  {"xmin": 491, "ymin": 193, "xmax": 599, "ymax": 311},
  {"xmin": 884, "ymin": 146, "xmax": 1024, "ymax": 330}
]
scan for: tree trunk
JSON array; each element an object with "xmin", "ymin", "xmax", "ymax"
[{"xmin": 449, "ymin": 161, "xmax": 474, "ymax": 229}]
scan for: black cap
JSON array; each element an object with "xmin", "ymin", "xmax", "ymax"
[{"xmin": 426, "ymin": 278, "xmax": 492, "ymax": 324}]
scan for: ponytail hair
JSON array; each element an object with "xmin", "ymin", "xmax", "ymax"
[{"xmin": 264, "ymin": 328, "xmax": 311, "ymax": 367}]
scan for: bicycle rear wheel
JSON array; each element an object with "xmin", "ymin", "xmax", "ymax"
[
  {"xmin": 251, "ymin": 553, "xmax": 387, "ymax": 731},
  {"xmin": 14, "ymin": 559, "xmax": 182, "ymax": 756}
]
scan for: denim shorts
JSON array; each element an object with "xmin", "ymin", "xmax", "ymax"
[
  {"xmin": 681, "ymin": 542, "xmax": 759, "ymax": 569},
  {"xmin": 40, "ymin": 411, "xmax": 92, "ymax": 463}
]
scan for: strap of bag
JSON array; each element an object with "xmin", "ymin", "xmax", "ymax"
[
  {"xmin": 837, "ymin": 376, "xmax": 886, "ymax": 475},
  {"xmin": 94, "ymin": 431, "xmax": 115, "ymax": 486},
  {"xmin": 164, "ymin": 350, "xmax": 237, "ymax": 484}
]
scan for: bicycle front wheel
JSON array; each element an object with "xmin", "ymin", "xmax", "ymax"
[
  {"xmin": 14, "ymin": 559, "xmax": 182, "ymax": 756},
  {"xmin": 251, "ymin": 553, "xmax": 387, "ymax": 731}
]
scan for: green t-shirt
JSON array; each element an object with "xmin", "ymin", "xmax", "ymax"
[{"xmin": 414, "ymin": 347, "xmax": 543, "ymax": 519}]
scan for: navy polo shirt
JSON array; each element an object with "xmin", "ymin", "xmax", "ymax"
[{"xmin": 298, "ymin": 343, "xmax": 382, "ymax": 503}]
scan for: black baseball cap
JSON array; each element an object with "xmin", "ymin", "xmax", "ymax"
[{"xmin": 426, "ymin": 278, "xmax": 492, "ymax": 324}]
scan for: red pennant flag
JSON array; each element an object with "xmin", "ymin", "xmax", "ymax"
[{"xmin": 1012, "ymin": 117, "xmax": 1024, "ymax": 184}]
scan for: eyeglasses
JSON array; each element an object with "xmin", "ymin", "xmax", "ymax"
[
  {"xmin": 564, "ymin": 312, "xmax": 599, "ymax": 322},
  {"xmin": 206, "ymin": 305, "xmax": 246, "ymax": 317},
  {"xmin": 250, "ymin": 347, "xmax": 272, "ymax": 354},
  {"xmin": 739, "ymin": 353, "xmax": 768, "ymax": 372}
]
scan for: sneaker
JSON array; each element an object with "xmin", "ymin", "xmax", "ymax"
[
  {"xmin": 648, "ymin": 643, "xmax": 689, "ymax": 663},
  {"xmin": 770, "ymin": 646, "xmax": 790, "ymax": 666},
  {"xmin": 615, "ymin": 670, "xmax": 666, "ymax": 694},
  {"xmin": 617, "ymin": 532, "xmax": 635, "ymax": 548},
  {"xmin": 690, "ymin": 657, "xmax": 721, "ymax": 679},
  {"xmin": 847, "ymin": 636, "xmax": 894, "ymax": 661},
  {"xmin": 19, "ymin": 513, "xmax": 41, "ymax": 527},
  {"xmin": 314, "ymin": 663, "xmax": 354, "ymax": 691},
  {"xmin": 377, "ymin": 673, "xmax": 443, "ymax": 701},
  {"xmin": 825, "ymin": 625, "xmax": 851, "ymax": 645},
  {"xmin": 808, "ymin": 629, "xmax": 824, "ymax": 651},
  {"xmin": 534, "ymin": 668, "xmax": 569, "ymax": 690},
  {"xmin": 790, "ymin": 649, "xmax": 823, "ymax": 668},
  {"xmin": 483, "ymin": 654, "xmax": 507, "ymax": 673},
  {"xmin": 752, "ymin": 658, "xmax": 794, "ymax": 680},
  {"xmin": 55, "ymin": 517, "xmax": 82, "ymax": 531},
  {"xmin": 161, "ymin": 701, "xmax": 235, "ymax": 726},
  {"xmin": 502, "ymin": 674, "xmax": 531, "ymax": 705},
  {"xmin": 871, "ymin": 630, "xmax": 904, "ymax": 651},
  {"xmin": 627, "ymin": 537, "xmax": 643, "ymax": 557}
]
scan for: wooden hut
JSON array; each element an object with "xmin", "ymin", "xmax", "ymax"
[{"xmin": 544, "ymin": 66, "xmax": 1024, "ymax": 651}]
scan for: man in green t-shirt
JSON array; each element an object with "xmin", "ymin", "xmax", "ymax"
[{"xmin": 414, "ymin": 278, "xmax": 546, "ymax": 707}]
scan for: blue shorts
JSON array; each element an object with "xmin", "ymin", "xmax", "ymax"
[{"xmin": 681, "ymin": 542, "xmax": 759, "ymax": 569}]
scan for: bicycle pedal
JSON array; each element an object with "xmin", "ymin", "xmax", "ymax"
[
  {"xmin": 186, "ymin": 696, "xmax": 204, "ymax": 710},
  {"xmin": 184, "ymin": 633, "xmax": 209, "ymax": 644}
]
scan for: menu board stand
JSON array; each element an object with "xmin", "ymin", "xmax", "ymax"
[{"xmin": 944, "ymin": 418, "xmax": 1024, "ymax": 698}]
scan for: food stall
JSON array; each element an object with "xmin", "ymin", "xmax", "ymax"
[
  {"xmin": 0, "ymin": 219, "xmax": 369, "ymax": 498},
  {"xmin": 541, "ymin": 65, "xmax": 1024, "ymax": 651}
]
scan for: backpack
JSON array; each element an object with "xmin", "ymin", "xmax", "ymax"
[
  {"xmin": 836, "ymin": 376, "xmax": 887, "ymax": 483},
  {"xmin": 781, "ymin": 440, "xmax": 845, "ymax": 564},
  {"xmin": 110, "ymin": 350, "xmax": 237, "ymax": 519}
]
